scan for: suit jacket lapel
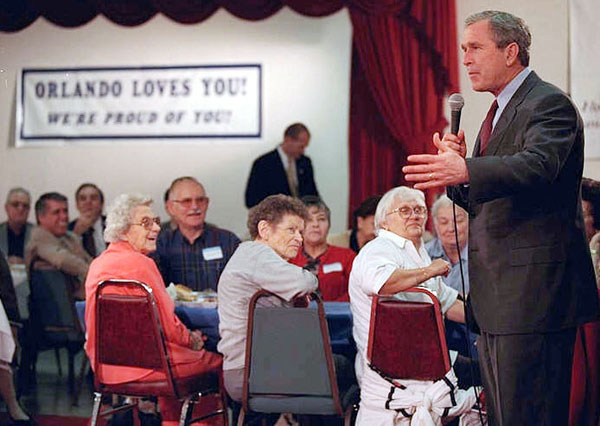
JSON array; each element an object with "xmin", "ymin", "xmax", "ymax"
[{"xmin": 485, "ymin": 72, "xmax": 541, "ymax": 157}]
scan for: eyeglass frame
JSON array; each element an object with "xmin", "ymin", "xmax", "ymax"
[
  {"xmin": 169, "ymin": 196, "xmax": 209, "ymax": 209},
  {"xmin": 132, "ymin": 216, "xmax": 161, "ymax": 230},
  {"xmin": 386, "ymin": 205, "xmax": 428, "ymax": 219},
  {"xmin": 7, "ymin": 201, "xmax": 31, "ymax": 209}
]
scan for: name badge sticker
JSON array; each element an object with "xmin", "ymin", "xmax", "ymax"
[
  {"xmin": 202, "ymin": 246, "xmax": 224, "ymax": 261},
  {"xmin": 322, "ymin": 262, "xmax": 343, "ymax": 274}
]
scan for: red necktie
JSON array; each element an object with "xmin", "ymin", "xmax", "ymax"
[{"xmin": 479, "ymin": 100, "xmax": 498, "ymax": 155}]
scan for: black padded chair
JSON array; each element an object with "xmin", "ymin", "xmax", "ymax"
[
  {"xmin": 241, "ymin": 290, "xmax": 358, "ymax": 425},
  {"xmin": 25, "ymin": 268, "xmax": 86, "ymax": 401}
]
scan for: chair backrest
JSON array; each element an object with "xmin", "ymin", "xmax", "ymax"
[
  {"xmin": 243, "ymin": 290, "xmax": 342, "ymax": 416},
  {"xmin": 29, "ymin": 268, "xmax": 81, "ymax": 337},
  {"xmin": 367, "ymin": 287, "xmax": 451, "ymax": 381},
  {"xmin": 94, "ymin": 279, "xmax": 179, "ymax": 397}
]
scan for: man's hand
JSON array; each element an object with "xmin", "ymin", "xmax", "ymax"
[
  {"xmin": 428, "ymin": 258, "xmax": 451, "ymax": 278},
  {"xmin": 434, "ymin": 131, "xmax": 467, "ymax": 158},
  {"xmin": 402, "ymin": 150, "xmax": 469, "ymax": 189},
  {"xmin": 7, "ymin": 255, "xmax": 24, "ymax": 265},
  {"xmin": 189, "ymin": 330, "xmax": 206, "ymax": 351},
  {"xmin": 72, "ymin": 214, "xmax": 96, "ymax": 235}
]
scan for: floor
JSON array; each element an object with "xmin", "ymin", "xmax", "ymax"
[{"xmin": 1, "ymin": 348, "xmax": 94, "ymax": 420}]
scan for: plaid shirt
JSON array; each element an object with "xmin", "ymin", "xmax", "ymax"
[{"xmin": 154, "ymin": 223, "xmax": 241, "ymax": 291}]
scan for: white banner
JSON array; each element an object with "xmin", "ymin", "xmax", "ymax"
[
  {"xmin": 570, "ymin": 0, "xmax": 600, "ymax": 159},
  {"xmin": 16, "ymin": 64, "xmax": 261, "ymax": 143}
]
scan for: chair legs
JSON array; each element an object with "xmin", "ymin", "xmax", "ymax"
[
  {"xmin": 71, "ymin": 353, "xmax": 89, "ymax": 406},
  {"xmin": 90, "ymin": 392, "xmax": 102, "ymax": 426},
  {"xmin": 179, "ymin": 397, "xmax": 193, "ymax": 426},
  {"xmin": 180, "ymin": 389, "xmax": 229, "ymax": 426},
  {"xmin": 54, "ymin": 348, "xmax": 62, "ymax": 376}
]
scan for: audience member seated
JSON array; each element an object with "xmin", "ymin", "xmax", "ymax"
[
  {"xmin": 290, "ymin": 196, "xmax": 356, "ymax": 301},
  {"xmin": 25, "ymin": 193, "xmax": 91, "ymax": 300},
  {"xmin": 426, "ymin": 195, "xmax": 476, "ymax": 359},
  {"xmin": 68, "ymin": 183, "xmax": 106, "ymax": 257},
  {"xmin": 245, "ymin": 123, "xmax": 319, "ymax": 208},
  {"xmin": 425, "ymin": 195, "xmax": 469, "ymax": 295},
  {"xmin": 217, "ymin": 195, "xmax": 318, "ymax": 423},
  {"xmin": 84, "ymin": 194, "xmax": 222, "ymax": 426},
  {"xmin": 155, "ymin": 177, "xmax": 240, "ymax": 291},
  {"xmin": 349, "ymin": 187, "xmax": 476, "ymax": 424},
  {"xmin": 0, "ymin": 188, "xmax": 33, "ymax": 265},
  {"xmin": 328, "ymin": 195, "xmax": 381, "ymax": 253},
  {"xmin": 0, "ymin": 249, "xmax": 21, "ymax": 324},
  {"xmin": 570, "ymin": 178, "xmax": 600, "ymax": 426},
  {"xmin": 0, "ymin": 298, "xmax": 32, "ymax": 425}
]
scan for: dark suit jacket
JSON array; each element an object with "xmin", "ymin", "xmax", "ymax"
[
  {"xmin": 0, "ymin": 222, "xmax": 33, "ymax": 258},
  {"xmin": 448, "ymin": 71, "xmax": 599, "ymax": 335},
  {"xmin": 244, "ymin": 148, "xmax": 319, "ymax": 208}
]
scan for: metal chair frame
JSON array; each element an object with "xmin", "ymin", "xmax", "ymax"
[
  {"xmin": 241, "ymin": 290, "xmax": 356, "ymax": 425},
  {"xmin": 90, "ymin": 279, "xmax": 228, "ymax": 426}
]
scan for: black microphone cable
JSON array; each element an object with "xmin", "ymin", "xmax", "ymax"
[{"xmin": 452, "ymin": 201, "xmax": 485, "ymax": 425}]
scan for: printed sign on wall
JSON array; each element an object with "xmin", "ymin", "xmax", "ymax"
[
  {"xmin": 570, "ymin": 1, "xmax": 600, "ymax": 158},
  {"xmin": 16, "ymin": 64, "xmax": 261, "ymax": 143}
]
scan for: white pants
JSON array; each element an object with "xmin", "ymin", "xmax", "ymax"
[{"xmin": 356, "ymin": 357, "xmax": 476, "ymax": 426}]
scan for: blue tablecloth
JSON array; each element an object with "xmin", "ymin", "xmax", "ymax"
[{"xmin": 75, "ymin": 301, "xmax": 355, "ymax": 357}]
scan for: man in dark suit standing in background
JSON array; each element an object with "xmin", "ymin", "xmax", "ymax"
[
  {"xmin": 244, "ymin": 122, "xmax": 319, "ymax": 208},
  {"xmin": 403, "ymin": 10, "xmax": 599, "ymax": 425},
  {"xmin": 68, "ymin": 183, "xmax": 106, "ymax": 257}
]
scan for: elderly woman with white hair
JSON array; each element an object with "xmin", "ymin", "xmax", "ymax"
[
  {"xmin": 349, "ymin": 186, "xmax": 475, "ymax": 425},
  {"xmin": 84, "ymin": 194, "xmax": 222, "ymax": 426}
]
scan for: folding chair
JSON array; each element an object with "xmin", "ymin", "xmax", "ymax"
[
  {"xmin": 367, "ymin": 287, "xmax": 485, "ymax": 423},
  {"xmin": 367, "ymin": 287, "xmax": 450, "ymax": 381},
  {"xmin": 241, "ymin": 290, "xmax": 358, "ymax": 425},
  {"xmin": 90, "ymin": 279, "xmax": 228, "ymax": 426},
  {"xmin": 26, "ymin": 268, "xmax": 86, "ymax": 403}
]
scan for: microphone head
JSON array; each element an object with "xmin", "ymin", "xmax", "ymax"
[{"xmin": 448, "ymin": 93, "xmax": 464, "ymax": 112}]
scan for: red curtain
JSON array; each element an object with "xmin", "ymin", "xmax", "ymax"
[{"xmin": 348, "ymin": 0, "xmax": 458, "ymax": 219}]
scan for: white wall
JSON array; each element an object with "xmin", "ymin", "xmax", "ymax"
[
  {"xmin": 0, "ymin": 9, "xmax": 353, "ymax": 237},
  {"xmin": 2, "ymin": 2, "xmax": 596, "ymax": 235}
]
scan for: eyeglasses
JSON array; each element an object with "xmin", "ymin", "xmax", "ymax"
[
  {"xmin": 387, "ymin": 206, "xmax": 427, "ymax": 219},
  {"xmin": 133, "ymin": 216, "xmax": 161, "ymax": 230},
  {"xmin": 8, "ymin": 201, "xmax": 30, "ymax": 209},
  {"xmin": 170, "ymin": 197, "xmax": 209, "ymax": 208}
]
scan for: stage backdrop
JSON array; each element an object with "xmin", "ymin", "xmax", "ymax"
[{"xmin": 570, "ymin": 0, "xmax": 600, "ymax": 159}]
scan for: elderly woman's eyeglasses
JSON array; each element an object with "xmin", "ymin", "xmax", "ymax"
[
  {"xmin": 387, "ymin": 206, "xmax": 427, "ymax": 219},
  {"xmin": 133, "ymin": 216, "xmax": 161, "ymax": 230},
  {"xmin": 171, "ymin": 197, "xmax": 209, "ymax": 208}
]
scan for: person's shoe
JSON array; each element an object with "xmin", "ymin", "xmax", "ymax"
[{"xmin": 8, "ymin": 413, "xmax": 36, "ymax": 426}]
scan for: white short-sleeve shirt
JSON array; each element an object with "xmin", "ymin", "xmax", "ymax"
[{"xmin": 349, "ymin": 229, "xmax": 458, "ymax": 379}]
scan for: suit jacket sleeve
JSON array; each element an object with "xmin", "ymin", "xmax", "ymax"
[
  {"xmin": 245, "ymin": 158, "xmax": 265, "ymax": 208},
  {"xmin": 29, "ymin": 230, "xmax": 91, "ymax": 282}
]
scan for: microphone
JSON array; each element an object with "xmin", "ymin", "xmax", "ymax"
[{"xmin": 448, "ymin": 93, "xmax": 464, "ymax": 136}]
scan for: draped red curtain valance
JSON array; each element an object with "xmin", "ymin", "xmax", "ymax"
[{"xmin": 0, "ymin": 0, "xmax": 458, "ymax": 223}]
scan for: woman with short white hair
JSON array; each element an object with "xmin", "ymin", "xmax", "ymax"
[
  {"xmin": 85, "ymin": 194, "xmax": 222, "ymax": 426},
  {"xmin": 349, "ymin": 186, "xmax": 475, "ymax": 425}
]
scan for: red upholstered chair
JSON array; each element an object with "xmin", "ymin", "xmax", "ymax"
[
  {"xmin": 367, "ymin": 287, "xmax": 451, "ymax": 381},
  {"xmin": 89, "ymin": 279, "xmax": 228, "ymax": 426}
]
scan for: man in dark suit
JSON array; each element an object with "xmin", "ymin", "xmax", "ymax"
[
  {"xmin": 68, "ymin": 183, "xmax": 106, "ymax": 257},
  {"xmin": 403, "ymin": 10, "xmax": 599, "ymax": 425},
  {"xmin": 0, "ymin": 187, "xmax": 33, "ymax": 264},
  {"xmin": 244, "ymin": 123, "xmax": 319, "ymax": 208}
]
